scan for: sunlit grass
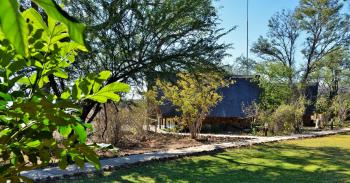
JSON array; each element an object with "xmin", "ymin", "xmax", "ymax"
[{"xmin": 61, "ymin": 133, "xmax": 350, "ymax": 183}]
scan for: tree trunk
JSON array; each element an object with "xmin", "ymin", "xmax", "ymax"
[
  {"xmin": 188, "ymin": 113, "xmax": 206, "ymax": 139},
  {"xmin": 189, "ymin": 122, "xmax": 198, "ymax": 139}
]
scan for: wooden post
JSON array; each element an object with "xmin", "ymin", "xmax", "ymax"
[
  {"xmin": 161, "ymin": 118, "xmax": 164, "ymax": 129},
  {"xmin": 155, "ymin": 118, "xmax": 157, "ymax": 133},
  {"xmin": 165, "ymin": 118, "xmax": 167, "ymax": 129},
  {"xmin": 157, "ymin": 116, "xmax": 161, "ymax": 131},
  {"xmin": 264, "ymin": 122, "xmax": 268, "ymax": 136}
]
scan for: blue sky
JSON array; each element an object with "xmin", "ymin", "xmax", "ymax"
[{"xmin": 214, "ymin": 0, "xmax": 300, "ymax": 65}]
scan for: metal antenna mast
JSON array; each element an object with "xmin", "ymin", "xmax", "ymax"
[{"xmin": 246, "ymin": 0, "xmax": 249, "ymax": 63}]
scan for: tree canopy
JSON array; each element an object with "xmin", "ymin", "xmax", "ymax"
[
  {"xmin": 57, "ymin": 0, "xmax": 234, "ymax": 121},
  {"xmin": 63, "ymin": 0, "xmax": 234, "ymax": 85},
  {"xmin": 252, "ymin": 0, "xmax": 350, "ymax": 96}
]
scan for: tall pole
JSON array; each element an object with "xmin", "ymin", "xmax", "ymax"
[{"xmin": 246, "ymin": 0, "xmax": 249, "ymax": 64}]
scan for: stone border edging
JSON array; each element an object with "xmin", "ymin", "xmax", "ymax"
[{"xmin": 20, "ymin": 128, "xmax": 350, "ymax": 182}]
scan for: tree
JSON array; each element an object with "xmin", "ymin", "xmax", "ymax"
[
  {"xmin": 312, "ymin": 48, "xmax": 350, "ymax": 100},
  {"xmin": 232, "ymin": 55, "xmax": 257, "ymax": 75},
  {"xmin": 251, "ymin": 9, "xmax": 300, "ymax": 88},
  {"xmin": 253, "ymin": 0, "xmax": 350, "ymax": 95},
  {"xmin": 60, "ymin": 0, "xmax": 234, "ymax": 121},
  {"xmin": 0, "ymin": 0, "xmax": 129, "ymax": 181},
  {"xmin": 155, "ymin": 72, "xmax": 228, "ymax": 139},
  {"xmin": 312, "ymin": 48, "xmax": 350, "ymax": 129},
  {"xmin": 255, "ymin": 62, "xmax": 293, "ymax": 111},
  {"xmin": 329, "ymin": 93, "xmax": 350, "ymax": 128},
  {"xmin": 296, "ymin": 0, "xmax": 350, "ymax": 86},
  {"xmin": 316, "ymin": 93, "xmax": 350, "ymax": 129}
]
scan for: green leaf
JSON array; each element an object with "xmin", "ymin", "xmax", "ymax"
[
  {"xmin": 47, "ymin": 16, "xmax": 69, "ymax": 44},
  {"xmin": 59, "ymin": 126, "xmax": 72, "ymax": 138},
  {"xmin": 99, "ymin": 82, "xmax": 130, "ymax": 93},
  {"xmin": 0, "ymin": 116, "xmax": 12, "ymax": 124},
  {"xmin": 87, "ymin": 93, "xmax": 121, "ymax": 103},
  {"xmin": 26, "ymin": 140, "xmax": 41, "ymax": 148},
  {"xmin": 73, "ymin": 124, "xmax": 87, "ymax": 143},
  {"xmin": 98, "ymin": 71, "xmax": 111, "ymax": 80},
  {"xmin": 43, "ymin": 119, "xmax": 49, "ymax": 126},
  {"xmin": 33, "ymin": 0, "xmax": 87, "ymax": 48},
  {"xmin": 72, "ymin": 79, "xmax": 82, "ymax": 100},
  {"xmin": 0, "ymin": 128, "xmax": 12, "ymax": 138},
  {"xmin": 22, "ymin": 8, "xmax": 49, "ymax": 34},
  {"xmin": 0, "ymin": 101, "xmax": 7, "ymax": 110},
  {"xmin": 0, "ymin": 0, "xmax": 28, "ymax": 56},
  {"xmin": 58, "ymin": 150, "xmax": 68, "ymax": 169},
  {"xmin": 10, "ymin": 153, "xmax": 17, "ymax": 165},
  {"xmin": 33, "ymin": 60, "xmax": 43, "ymax": 68},
  {"xmin": 78, "ymin": 76, "xmax": 93, "ymax": 95},
  {"xmin": 18, "ymin": 73, "xmax": 37, "ymax": 86},
  {"xmin": 92, "ymin": 71, "xmax": 111, "ymax": 93},
  {"xmin": 53, "ymin": 69, "xmax": 68, "ymax": 79},
  {"xmin": 86, "ymin": 82, "xmax": 130, "ymax": 103},
  {"xmin": 61, "ymin": 90, "xmax": 70, "ymax": 100},
  {"xmin": 0, "ymin": 92, "xmax": 11, "ymax": 101}
]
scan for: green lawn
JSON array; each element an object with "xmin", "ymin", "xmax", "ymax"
[{"xmin": 61, "ymin": 134, "xmax": 350, "ymax": 183}]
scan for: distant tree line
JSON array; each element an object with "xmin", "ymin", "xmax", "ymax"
[{"xmin": 234, "ymin": 0, "xmax": 350, "ymax": 132}]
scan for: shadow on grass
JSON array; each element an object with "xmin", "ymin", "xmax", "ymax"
[{"xmin": 60, "ymin": 140, "xmax": 350, "ymax": 183}]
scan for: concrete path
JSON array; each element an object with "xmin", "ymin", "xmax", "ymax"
[{"xmin": 21, "ymin": 128, "xmax": 350, "ymax": 181}]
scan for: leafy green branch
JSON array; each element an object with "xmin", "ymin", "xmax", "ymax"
[{"xmin": 0, "ymin": 0, "xmax": 130, "ymax": 181}]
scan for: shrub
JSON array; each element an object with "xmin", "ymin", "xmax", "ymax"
[
  {"xmin": 269, "ymin": 98, "xmax": 305, "ymax": 134},
  {"xmin": 155, "ymin": 72, "xmax": 228, "ymax": 139},
  {"xmin": 315, "ymin": 96, "xmax": 329, "ymax": 128},
  {"xmin": 316, "ymin": 94, "xmax": 350, "ymax": 129},
  {"xmin": 330, "ymin": 93, "xmax": 350, "ymax": 128},
  {"xmin": 91, "ymin": 101, "xmax": 148, "ymax": 146}
]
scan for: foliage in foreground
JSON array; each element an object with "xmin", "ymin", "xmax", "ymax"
[
  {"xmin": 0, "ymin": 0, "xmax": 129, "ymax": 181},
  {"xmin": 153, "ymin": 73, "xmax": 228, "ymax": 139}
]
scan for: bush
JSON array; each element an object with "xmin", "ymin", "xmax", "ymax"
[
  {"xmin": 154, "ymin": 72, "xmax": 228, "ymax": 139},
  {"xmin": 269, "ymin": 98, "xmax": 305, "ymax": 134},
  {"xmin": 316, "ymin": 94, "xmax": 350, "ymax": 129},
  {"xmin": 315, "ymin": 96, "xmax": 329, "ymax": 128},
  {"xmin": 91, "ymin": 101, "xmax": 148, "ymax": 146},
  {"xmin": 329, "ymin": 94, "xmax": 350, "ymax": 128}
]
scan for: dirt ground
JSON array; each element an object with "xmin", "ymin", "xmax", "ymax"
[{"xmin": 97, "ymin": 132, "xmax": 246, "ymax": 158}]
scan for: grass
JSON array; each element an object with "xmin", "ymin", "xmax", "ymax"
[{"xmin": 60, "ymin": 133, "xmax": 350, "ymax": 183}]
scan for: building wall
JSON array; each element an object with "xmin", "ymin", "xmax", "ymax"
[
  {"xmin": 159, "ymin": 77, "xmax": 261, "ymax": 119},
  {"xmin": 208, "ymin": 78, "xmax": 261, "ymax": 118}
]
